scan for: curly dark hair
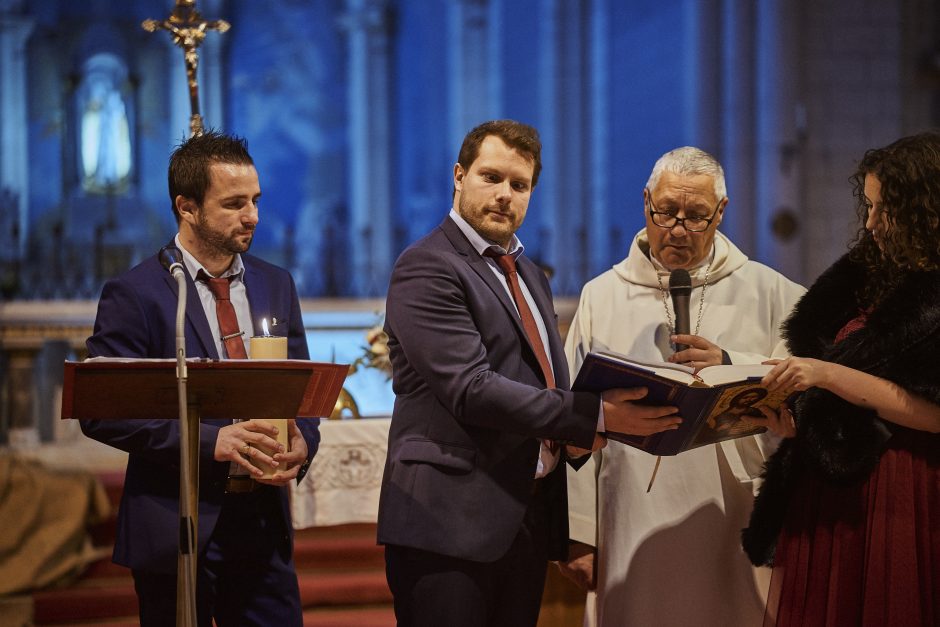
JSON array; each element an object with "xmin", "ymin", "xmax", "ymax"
[{"xmin": 849, "ymin": 131, "xmax": 940, "ymax": 305}]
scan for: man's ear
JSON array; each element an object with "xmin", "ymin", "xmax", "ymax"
[
  {"xmin": 453, "ymin": 163, "xmax": 465, "ymax": 192},
  {"xmin": 176, "ymin": 196, "xmax": 198, "ymax": 224},
  {"xmin": 716, "ymin": 197, "xmax": 728, "ymax": 225}
]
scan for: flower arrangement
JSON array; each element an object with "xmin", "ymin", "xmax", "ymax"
[{"xmin": 350, "ymin": 321, "xmax": 392, "ymax": 379}]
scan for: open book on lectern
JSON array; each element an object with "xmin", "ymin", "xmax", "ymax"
[{"xmin": 571, "ymin": 351, "xmax": 788, "ymax": 456}]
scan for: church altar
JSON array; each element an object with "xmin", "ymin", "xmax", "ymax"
[{"xmin": 290, "ymin": 417, "xmax": 390, "ymax": 528}]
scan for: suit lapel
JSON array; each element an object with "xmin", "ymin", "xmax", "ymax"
[
  {"xmin": 160, "ymin": 268, "xmax": 218, "ymax": 359},
  {"xmin": 160, "ymin": 238, "xmax": 217, "ymax": 358},
  {"xmin": 189, "ymin": 279, "xmax": 219, "ymax": 359},
  {"xmin": 243, "ymin": 259, "xmax": 272, "ymax": 337},
  {"xmin": 439, "ymin": 218, "xmax": 564, "ymax": 387},
  {"xmin": 439, "ymin": 218, "xmax": 530, "ymax": 340}
]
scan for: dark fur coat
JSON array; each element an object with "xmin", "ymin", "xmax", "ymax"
[{"xmin": 742, "ymin": 253, "xmax": 940, "ymax": 566}]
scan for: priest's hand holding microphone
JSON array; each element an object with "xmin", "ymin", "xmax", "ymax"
[{"xmin": 667, "ymin": 268, "xmax": 726, "ymax": 370}]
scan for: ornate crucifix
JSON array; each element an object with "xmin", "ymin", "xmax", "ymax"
[{"xmin": 142, "ymin": 0, "xmax": 230, "ymax": 137}]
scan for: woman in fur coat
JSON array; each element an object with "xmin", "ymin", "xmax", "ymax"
[{"xmin": 742, "ymin": 131, "xmax": 940, "ymax": 627}]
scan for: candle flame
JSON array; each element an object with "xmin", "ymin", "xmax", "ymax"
[{"xmin": 261, "ymin": 318, "xmax": 269, "ymax": 336}]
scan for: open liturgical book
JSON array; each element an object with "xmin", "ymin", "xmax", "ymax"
[{"xmin": 572, "ymin": 351, "xmax": 788, "ymax": 455}]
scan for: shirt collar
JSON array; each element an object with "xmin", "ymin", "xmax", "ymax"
[
  {"xmin": 448, "ymin": 208, "xmax": 525, "ymax": 258},
  {"xmin": 174, "ymin": 233, "xmax": 245, "ymax": 281}
]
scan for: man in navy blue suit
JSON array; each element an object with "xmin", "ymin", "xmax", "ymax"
[
  {"xmin": 81, "ymin": 130, "xmax": 317, "ymax": 626},
  {"xmin": 378, "ymin": 119, "xmax": 681, "ymax": 626}
]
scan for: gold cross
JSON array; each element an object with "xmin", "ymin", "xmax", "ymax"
[{"xmin": 142, "ymin": 0, "xmax": 230, "ymax": 137}]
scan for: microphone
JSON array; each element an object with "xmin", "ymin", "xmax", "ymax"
[
  {"xmin": 669, "ymin": 269, "xmax": 692, "ymax": 352},
  {"xmin": 159, "ymin": 246, "xmax": 184, "ymax": 277}
]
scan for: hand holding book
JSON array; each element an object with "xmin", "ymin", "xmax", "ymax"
[
  {"xmin": 573, "ymin": 351, "xmax": 790, "ymax": 455},
  {"xmin": 601, "ymin": 387, "xmax": 682, "ymax": 437},
  {"xmin": 747, "ymin": 402, "xmax": 798, "ymax": 439}
]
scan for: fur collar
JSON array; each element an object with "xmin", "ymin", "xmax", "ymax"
[
  {"xmin": 784, "ymin": 253, "xmax": 940, "ymax": 374},
  {"xmin": 743, "ymin": 253, "xmax": 940, "ymax": 566}
]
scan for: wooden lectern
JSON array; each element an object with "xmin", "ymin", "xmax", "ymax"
[{"xmin": 61, "ymin": 358, "xmax": 348, "ymax": 626}]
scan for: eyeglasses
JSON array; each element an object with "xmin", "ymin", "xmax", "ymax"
[{"xmin": 645, "ymin": 190, "xmax": 722, "ymax": 233}]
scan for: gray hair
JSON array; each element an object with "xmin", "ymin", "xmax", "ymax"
[{"xmin": 645, "ymin": 146, "xmax": 727, "ymax": 200}]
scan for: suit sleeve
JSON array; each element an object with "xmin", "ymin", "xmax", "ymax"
[
  {"xmin": 283, "ymin": 272, "xmax": 320, "ymax": 480},
  {"xmin": 386, "ymin": 245, "xmax": 598, "ymax": 448},
  {"xmin": 80, "ymin": 276, "xmax": 225, "ymax": 469}
]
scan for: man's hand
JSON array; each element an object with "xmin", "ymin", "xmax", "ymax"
[
  {"xmin": 602, "ymin": 388, "xmax": 682, "ymax": 436},
  {"xmin": 566, "ymin": 433, "xmax": 607, "ymax": 459},
  {"xmin": 214, "ymin": 419, "xmax": 284, "ymax": 478},
  {"xmin": 257, "ymin": 420, "xmax": 309, "ymax": 487},
  {"xmin": 669, "ymin": 334, "xmax": 724, "ymax": 370},
  {"xmin": 555, "ymin": 541, "xmax": 596, "ymax": 591},
  {"xmin": 748, "ymin": 402, "xmax": 797, "ymax": 438}
]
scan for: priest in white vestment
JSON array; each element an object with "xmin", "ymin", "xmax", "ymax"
[{"xmin": 561, "ymin": 147, "xmax": 805, "ymax": 627}]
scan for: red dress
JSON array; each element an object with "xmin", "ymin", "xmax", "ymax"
[{"xmin": 764, "ymin": 314, "xmax": 940, "ymax": 626}]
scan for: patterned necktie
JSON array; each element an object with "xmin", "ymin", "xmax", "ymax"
[
  {"xmin": 198, "ymin": 271, "xmax": 248, "ymax": 359},
  {"xmin": 486, "ymin": 251, "xmax": 556, "ymax": 389}
]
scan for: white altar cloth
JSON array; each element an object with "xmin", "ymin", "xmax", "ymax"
[{"xmin": 290, "ymin": 417, "xmax": 390, "ymax": 529}]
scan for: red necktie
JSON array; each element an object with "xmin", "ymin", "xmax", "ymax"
[
  {"xmin": 199, "ymin": 272, "xmax": 248, "ymax": 359},
  {"xmin": 487, "ymin": 251, "xmax": 556, "ymax": 389}
]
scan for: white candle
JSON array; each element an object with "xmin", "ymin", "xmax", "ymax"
[
  {"xmin": 249, "ymin": 335, "xmax": 287, "ymax": 359},
  {"xmin": 249, "ymin": 319, "xmax": 289, "ymax": 478}
]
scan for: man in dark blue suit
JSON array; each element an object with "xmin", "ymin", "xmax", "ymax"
[
  {"xmin": 81, "ymin": 130, "xmax": 317, "ymax": 626},
  {"xmin": 378, "ymin": 119, "xmax": 681, "ymax": 626}
]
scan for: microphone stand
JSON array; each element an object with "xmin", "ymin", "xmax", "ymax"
[{"xmin": 162, "ymin": 248, "xmax": 198, "ymax": 627}]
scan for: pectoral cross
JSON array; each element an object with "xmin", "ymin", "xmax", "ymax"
[{"xmin": 142, "ymin": 0, "xmax": 230, "ymax": 137}]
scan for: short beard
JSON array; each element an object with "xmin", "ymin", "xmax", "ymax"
[
  {"xmin": 193, "ymin": 212, "xmax": 252, "ymax": 257},
  {"xmin": 458, "ymin": 196, "xmax": 513, "ymax": 246}
]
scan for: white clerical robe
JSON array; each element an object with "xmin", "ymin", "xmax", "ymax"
[{"xmin": 566, "ymin": 229, "xmax": 805, "ymax": 627}]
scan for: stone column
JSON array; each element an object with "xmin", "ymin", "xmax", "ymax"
[
  {"xmin": 682, "ymin": 0, "xmax": 721, "ymax": 151},
  {"xmin": 342, "ymin": 0, "xmax": 392, "ymax": 296},
  {"xmin": 536, "ymin": 0, "xmax": 560, "ymax": 286},
  {"xmin": 199, "ymin": 0, "xmax": 226, "ymax": 128},
  {"xmin": 0, "ymin": 1, "xmax": 34, "ymax": 258},
  {"xmin": 587, "ymin": 0, "xmax": 611, "ymax": 280},
  {"xmin": 720, "ymin": 0, "xmax": 757, "ymax": 254},
  {"xmin": 447, "ymin": 0, "xmax": 495, "ymax": 151},
  {"xmin": 538, "ymin": 0, "xmax": 592, "ymax": 294},
  {"xmin": 755, "ymin": 0, "xmax": 805, "ymax": 281}
]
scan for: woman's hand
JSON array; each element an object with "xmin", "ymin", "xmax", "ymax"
[
  {"xmin": 762, "ymin": 357, "xmax": 834, "ymax": 393},
  {"xmin": 748, "ymin": 402, "xmax": 797, "ymax": 439},
  {"xmin": 765, "ymin": 358, "xmax": 940, "ymax": 433}
]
